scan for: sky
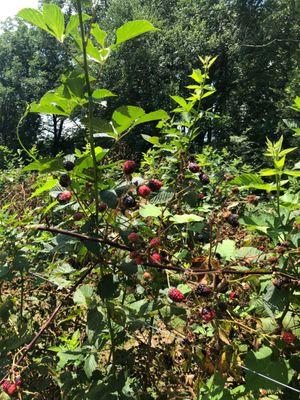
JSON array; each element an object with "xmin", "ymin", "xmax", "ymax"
[{"xmin": 0, "ymin": 0, "xmax": 38, "ymax": 22}]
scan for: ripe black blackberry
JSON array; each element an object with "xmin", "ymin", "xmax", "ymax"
[
  {"xmin": 195, "ymin": 284, "xmax": 212, "ymax": 297},
  {"xmin": 217, "ymin": 302, "xmax": 227, "ymax": 312},
  {"xmin": 59, "ymin": 173, "xmax": 71, "ymax": 187},
  {"xmin": 181, "ymin": 338, "xmax": 190, "ymax": 346},
  {"xmin": 199, "ymin": 172, "xmax": 210, "ymax": 184},
  {"xmin": 122, "ymin": 194, "xmax": 136, "ymax": 208},
  {"xmin": 63, "ymin": 160, "xmax": 75, "ymax": 171},
  {"xmin": 227, "ymin": 214, "xmax": 239, "ymax": 227}
]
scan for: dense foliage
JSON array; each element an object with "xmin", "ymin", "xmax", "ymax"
[{"xmin": 0, "ymin": 1, "xmax": 299, "ymax": 399}]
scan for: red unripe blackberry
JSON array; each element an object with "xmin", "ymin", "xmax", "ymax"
[
  {"xmin": 123, "ymin": 160, "xmax": 137, "ymax": 175},
  {"xmin": 227, "ymin": 214, "xmax": 239, "ymax": 227},
  {"xmin": 199, "ymin": 172, "xmax": 210, "ymax": 184},
  {"xmin": 128, "ymin": 232, "xmax": 139, "ymax": 243},
  {"xmin": 122, "ymin": 194, "xmax": 136, "ymax": 209},
  {"xmin": 147, "ymin": 179, "xmax": 163, "ymax": 192},
  {"xmin": 57, "ymin": 190, "xmax": 72, "ymax": 203},
  {"xmin": 195, "ymin": 284, "xmax": 212, "ymax": 297},
  {"xmin": 2, "ymin": 380, "xmax": 10, "ymax": 393},
  {"xmin": 188, "ymin": 162, "xmax": 201, "ymax": 173},
  {"xmin": 73, "ymin": 212, "xmax": 84, "ymax": 221},
  {"xmin": 130, "ymin": 251, "xmax": 144, "ymax": 265},
  {"xmin": 201, "ymin": 307, "xmax": 216, "ymax": 322},
  {"xmin": 149, "ymin": 237, "xmax": 161, "ymax": 248},
  {"xmin": 59, "ymin": 173, "xmax": 71, "ymax": 187},
  {"xmin": 135, "ymin": 255, "xmax": 144, "ymax": 265},
  {"xmin": 168, "ymin": 288, "xmax": 185, "ymax": 302},
  {"xmin": 229, "ymin": 291, "xmax": 238, "ymax": 300},
  {"xmin": 7, "ymin": 383, "xmax": 17, "ymax": 396},
  {"xmin": 282, "ymin": 331, "xmax": 295, "ymax": 345},
  {"xmin": 198, "ymin": 193, "xmax": 205, "ymax": 200},
  {"xmin": 258, "ymin": 245, "xmax": 265, "ymax": 251},
  {"xmin": 138, "ymin": 185, "xmax": 152, "ymax": 198},
  {"xmin": 150, "ymin": 252, "xmax": 161, "ymax": 263}
]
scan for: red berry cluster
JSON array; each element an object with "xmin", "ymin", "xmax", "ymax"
[
  {"xmin": 150, "ymin": 252, "xmax": 161, "ymax": 263},
  {"xmin": 201, "ymin": 307, "xmax": 216, "ymax": 323},
  {"xmin": 149, "ymin": 237, "xmax": 161, "ymax": 248},
  {"xmin": 128, "ymin": 232, "xmax": 140, "ymax": 243},
  {"xmin": 123, "ymin": 160, "xmax": 137, "ymax": 175},
  {"xmin": 2, "ymin": 378, "xmax": 21, "ymax": 396},
  {"xmin": 57, "ymin": 190, "xmax": 72, "ymax": 203},
  {"xmin": 282, "ymin": 331, "xmax": 295, "ymax": 345},
  {"xmin": 168, "ymin": 288, "xmax": 185, "ymax": 302}
]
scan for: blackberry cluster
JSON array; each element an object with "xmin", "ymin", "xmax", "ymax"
[
  {"xmin": 195, "ymin": 284, "xmax": 212, "ymax": 297},
  {"xmin": 122, "ymin": 194, "xmax": 136, "ymax": 208}
]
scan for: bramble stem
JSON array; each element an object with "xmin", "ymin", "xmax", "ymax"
[{"xmin": 76, "ymin": 0, "xmax": 100, "ymax": 226}]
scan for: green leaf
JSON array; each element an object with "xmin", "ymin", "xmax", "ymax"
[
  {"xmin": 92, "ymin": 89, "xmax": 116, "ymax": 100},
  {"xmin": 99, "ymin": 189, "xmax": 118, "ymax": 209},
  {"xmin": 231, "ymin": 173, "xmax": 264, "ymax": 186},
  {"xmin": 86, "ymin": 40, "xmax": 101, "ymax": 62},
  {"xmin": 235, "ymin": 247, "xmax": 262, "ymax": 259},
  {"xmin": 170, "ymin": 96, "xmax": 188, "ymax": 108},
  {"xmin": 91, "ymin": 23, "xmax": 107, "ymax": 48},
  {"xmin": 65, "ymin": 13, "xmax": 90, "ymax": 37},
  {"xmin": 30, "ymin": 178, "xmax": 58, "ymax": 198},
  {"xmin": 151, "ymin": 190, "xmax": 174, "ymax": 205},
  {"xmin": 283, "ymin": 169, "xmax": 300, "ymax": 177},
  {"xmin": 141, "ymin": 135, "xmax": 160, "ymax": 145},
  {"xmin": 139, "ymin": 204, "xmax": 163, "ymax": 218},
  {"xmin": 43, "ymin": 3, "xmax": 65, "ymax": 42},
  {"xmin": 30, "ymin": 90, "xmax": 79, "ymax": 116},
  {"xmin": 259, "ymin": 169, "xmax": 277, "ymax": 176},
  {"xmin": 22, "ymin": 157, "xmax": 63, "ymax": 172},
  {"xmin": 177, "ymin": 284, "xmax": 192, "ymax": 295},
  {"xmin": 245, "ymin": 347, "xmax": 291, "ymax": 392},
  {"xmin": 253, "ymin": 346, "xmax": 272, "ymax": 360},
  {"xmin": 18, "ymin": 8, "xmax": 49, "ymax": 32},
  {"xmin": 134, "ymin": 110, "xmax": 169, "ymax": 126},
  {"xmin": 84, "ymin": 354, "xmax": 97, "ymax": 379},
  {"xmin": 73, "ymin": 285, "xmax": 94, "ymax": 306},
  {"xmin": 170, "ymin": 214, "xmax": 203, "ymax": 224},
  {"xmin": 214, "ymin": 240, "xmax": 236, "ymax": 261},
  {"xmin": 115, "ymin": 20, "xmax": 157, "ymax": 45},
  {"xmin": 97, "ymin": 274, "xmax": 119, "ymax": 299}
]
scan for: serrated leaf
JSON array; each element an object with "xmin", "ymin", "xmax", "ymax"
[
  {"xmin": 43, "ymin": 3, "xmax": 65, "ymax": 42},
  {"xmin": 30, "ymin": 179, "xmax": 58, "ymax": 198},
  {"xmin": 150, "ymin": 190, "xmax": 174, "ymax": 204},
  {"xmin": 91, "ymin": 23, "xmax": 107, "ymax": 47},
  {"xmin": 65, "ymin": 14, "xmax": 90, "ymax": 37},
  {"xmin": 134, "ymin": 110, "xmax": 169, "ymax": 126},
  {"xmin": 116, "ymin": 20, "xmax": 157, "ymax": 45},
  {"xmin": 99, "ymin": 189, "xmax": 118, "ymax": 209},
  {"xmin": 18, "ymin": 8, "xmax": 49, "ymax": 32},
  {"xmin": 171, "ymin": 214, "xmax": 203, "ymax": 224},
  {"xmin": 214, "ymin": 240, "xmax": 236, "ymax": 261},
  {"xmin": 73, "ymin": 284, "xmax": 94, "ymax": 306},
  {"xmin": 97, "ymin": 274, "xmax": 119, "ymax": 299},
  {"xmin": 139, "ymin": 204, "xmax": 163, "ymax": 218},
  {"xmin": 84, "ymin": 354, "xmax": 97, "ymax": 379},
  {"xmin": 92, "ymin": 89, "xmax": 116, "ymax": 100},
  {"xmin": 141, "ymin": 135, "xmax": 160, "ymax": 145}
]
